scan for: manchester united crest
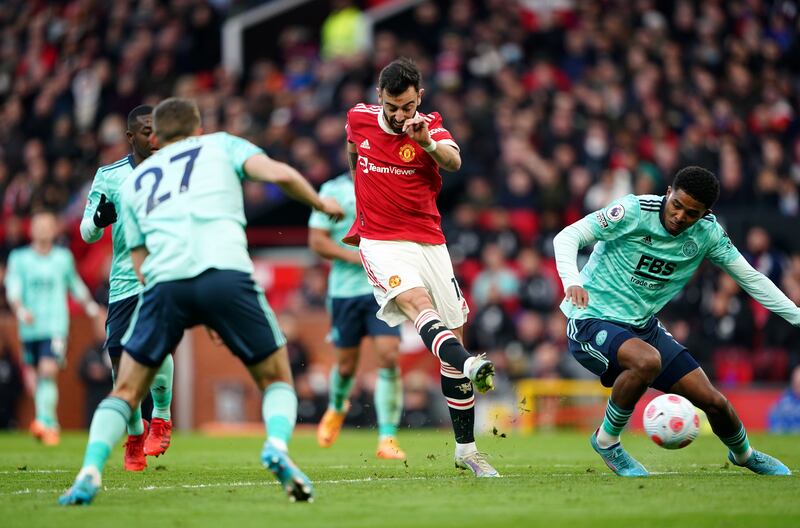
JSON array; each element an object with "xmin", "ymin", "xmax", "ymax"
[
  {"xmin": 399, "ymin": 143, "xmax": 416, "ymax": 162},
  {"xmin": 389, "ymin": 275, "xmax": 402, "ymax": 288}
]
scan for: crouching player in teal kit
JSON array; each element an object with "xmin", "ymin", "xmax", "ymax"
[
  {"xmin": 309, "ymin": 173, "xmax": 405, "ymax": 459},
  {"xmin": 553, "ymin": 166, "xmax": 797, "ymax": 477},
  {"xmin": 81, "ymin": 105, "xmax": 175, "ymax": 471},
  {"xmin": 59, "ymin": 97, "xmax": 343, "ymax": 505}
]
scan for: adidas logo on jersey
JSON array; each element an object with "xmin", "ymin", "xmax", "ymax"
[
  {"xmin": 360, "ymin": 139, "xmax": 371, "ymax": 149},
  {"xmin": 641, "ymin": 235, "xmax": 652, "ymax": 245}
]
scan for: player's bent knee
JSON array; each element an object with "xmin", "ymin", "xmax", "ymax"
[
  {"xmin": 630, "ymin": 347, "xmax": 661, "ymax": 380},
  {"xmin": 337, "ymin": 362, "xmax": 357, "ymax": 377},
  {"xmin": 110, "ymin": 385, "xmax": 146, "ymax": 409},
  {"xmin": 38, "ymin": 360, "xmax": 59, "ymax": 379},
  {"xmin": 394, "ymin": 288, "xmax": 433, "ymax": 315}
]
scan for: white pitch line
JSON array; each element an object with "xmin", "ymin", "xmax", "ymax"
[
  {"xmin": 3, "ymin": 468, "xmax": 764, "ymax": 497},
  {"xmin": 0, "ymin": 469, "xmax": 69, "ymax": 474},
  {"xmin": 2, "ymin": 474, "xmax": 528, "ymax": 496}
]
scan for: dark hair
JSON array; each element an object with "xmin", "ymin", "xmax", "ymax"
[
  {"xmin": 153, "ymin": 98, "xmax": 200, "ymax": 143},
  {"xmin": 378, "ymin": 58, "xmax": 421, "ymax": 96},
  {"xmin": 127, "ymin": 105, "xmax": 153, "ymax": 131},
  {"xmin": 673, "ymin": 166, "xmax": 720, "ymax": 209}
]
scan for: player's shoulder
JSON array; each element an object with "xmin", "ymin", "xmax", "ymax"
[
  {"xmin": 348, "ymin": 103, "xmax": 381, "ymax": 123},
  {"xmin": 601, "ymin": 193, "xmax": 643, "ymax": 218},
  {"xmin": 418, "ymin": 110, "xmax": 442, "ymax": 123},
  {"xmin": 200, "ymin": 131, "xmax": 230, "ymax": 144},
  {"xmin": 97, "ymin": 155, "xmax": 134, "ymax": 176},
  {"xmin": 7, "ymin": 246, "xmax": 31, "ymax": 260},
  {"xmin": 350, "ymin": 103, "xmax": 381, "ymax": 113},
  {"xmin": 54, "ymin": 245, "xmax": 74, "ymax": 261},
  {"xmin": 635, "ymin": 194, "xmax": 663, "ymax": 213},
  {"xmin": 692, "ymin": 211, "xmax": 723, "ymax": 237}
]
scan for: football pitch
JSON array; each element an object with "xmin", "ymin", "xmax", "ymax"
[{"xmin": 1, "ymin": 429, "xmax": 798, "ymax": 528}]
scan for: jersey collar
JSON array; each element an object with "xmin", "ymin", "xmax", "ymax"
[
  {"xmin": 378, "ymin": 110, "xmax": 420, "ymax": 135},
  {"xmin": 127, "ymin": 153, "xmax": 136, "ymax": 169}
]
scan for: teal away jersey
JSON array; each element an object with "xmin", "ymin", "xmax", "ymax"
[
  {"xmin": 81, "ymin": 154, "xmax": 143, "ymax": 303},
  {"xmin": 4, "ymin": 246, "xmax": 91, "ymax": 341},
  {"xmin": 560, "ymin": 194, "xmax": 741, "ymax": 326},
  {"xmin": 120, "ymin": 132, "xmax": 262, "ymax": 286},
  {"xmin": 308, "ymin": 174, "xmax": 373, "ymax": 298}
]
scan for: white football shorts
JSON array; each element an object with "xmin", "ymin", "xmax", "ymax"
[{"xmin": 358, "ymin": 237, "xmax": 469, "ymax": 329}]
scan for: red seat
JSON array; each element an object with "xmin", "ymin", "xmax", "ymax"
[{"xmin": 508, "ymin": 209, "xmax": 539, "ymax": 244}]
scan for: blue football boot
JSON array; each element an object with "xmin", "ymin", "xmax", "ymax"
[
  {"xmin": 58, "ymin": 468, "xmax": 101, "ymax": 506},
  {"xmin": 261, "ymin": 444, "xmax": 314, "ymax": 502},
  {"xmin": 728, "ymin": 449, "xmax": 791, "ymax": 476},
  {"xmin": 590, "ymin": 430, "xmax": 649, "ymax": 477}
]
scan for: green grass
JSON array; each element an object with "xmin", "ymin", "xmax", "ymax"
[{"xmin": 0, "ymin": 429, "xmax": 798, "ymax": 528}]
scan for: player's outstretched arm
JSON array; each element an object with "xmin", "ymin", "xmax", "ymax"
[
  {"xmin": 244, "ymin": 154, "xmax": 344, "ymax": 220},
  {"xmin": 308, "ymin": 228, "xmax": 361, "ymax": 264},
  {"xmin": 721, "ymin": 255, "xmax": 800, "ymax": 326},
  {"xmin": 553, "ymin": 218, "xmax": 597, "ymax": 309}
]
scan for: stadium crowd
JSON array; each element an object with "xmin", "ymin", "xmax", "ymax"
[{"xmin": 1, "ymin": 0, "xmax": 800, "ymax": 419}]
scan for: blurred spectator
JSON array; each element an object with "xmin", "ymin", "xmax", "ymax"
[
  {"xmin": 768, "ymin": 365, "xmax": 800, "ymax": 433},
  {"xmin": 471, "ymin": 243, "xmax": 519, "ymax": 308},
  {"xmin": 467, "ymin": 291, "xmax": 517, "ymax": 353},
  {"xmin": 517, "ymin": 247, "xmax": 557, "ymax": 313},
  {"xmin": 444, "ymin": 202, "xmax": 484, "ymax": 265},
  {"xmin": 743, "ymin": 226, "xmax": 784, "ymax": 284}
]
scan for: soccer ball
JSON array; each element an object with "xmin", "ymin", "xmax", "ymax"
[{"xmin": 643, "ymin": 393, "xmax": 700, "ymax": 449}]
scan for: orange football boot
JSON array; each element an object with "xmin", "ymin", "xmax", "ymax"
[
  {"xmin": 29, "ymin": 420, "xmax": 46, "ymax": 441},
  {"xmin": 376, "ymin": 437, "xmax": 406, "ymax": 460},
  {"xmin": 317, "ymin": 404, "xmax": 349, "ymax": 448},
  {"xmin": 41, "ymin": 427, "xmax": 60, "ymax": 447}
]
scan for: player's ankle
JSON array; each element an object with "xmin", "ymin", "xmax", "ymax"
[
  {"xmin": 596, "ymin": 428, "xmax": 619, "ymax": 449},
  {"xmin": 455, "ymin": 441, "xmax": 477, "ymax": 458}
]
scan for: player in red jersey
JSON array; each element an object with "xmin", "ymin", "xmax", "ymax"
[{"xmin": 343, "ymin": 58, "xmax": 499, "ymax": 477}]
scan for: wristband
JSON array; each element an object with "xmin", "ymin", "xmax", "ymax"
[{"xmin": 422, "ymin": 140, "xmax": 437, "ymax": 153}]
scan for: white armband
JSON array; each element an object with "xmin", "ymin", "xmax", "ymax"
[{"xmin": 422, "ymin": 140, "xmax": 437, "ymax": 153}]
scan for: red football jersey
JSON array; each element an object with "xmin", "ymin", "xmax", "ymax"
[{"xmin": 343, "ymin": 103, "xmax": 459, "ymax": 246}]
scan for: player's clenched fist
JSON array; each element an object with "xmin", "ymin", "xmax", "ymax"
[
  {"xmin": 93, "ymin": 194, "xmax": 117, "ymax": 228},
  {"xmin": 318, "ymin": 197, "xmax": 345, "ymax": 221},
  {"xmin": 565, "ymin": 285, "xmax": 589, "ymax": 309}
]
